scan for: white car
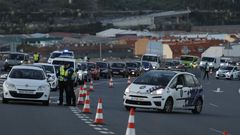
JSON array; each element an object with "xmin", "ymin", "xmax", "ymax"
[
  {"xmin": 34, "ymin": 63, "xmax": 58, "ymax": 91},
  {"xmin": 47, "ymin": 50, "xmax": 74, "ymax": 64},
  {"xmin": 123, "ymin": 70, "xmax": 204, "ymax": 114},
  {"xmin": 216, "ymin": 66, "xmax": 240, "ymax": 80},
  {"xmin": 2, "ymin": 65, "xmax": 51, "ymax": 105}
]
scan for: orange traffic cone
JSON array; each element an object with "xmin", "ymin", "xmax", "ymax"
[
  {"xmin": 223, "ymin": 130, "xmax": 229, "ymax": 135},
  {"xmin": 77, "ymin": 86, "xmax": 84, "ymax": 105},
  {"xmin": 89, "ymin": 80, "xmax": 94, "ymax": 91},
  {"xmin": 82, "ymin": 91, "xmax": 91, "ymax": 113},
  {"xmin": 127, "ymin": 76, "xmax": 131, "ymax": 86},
  {"xmin": 83, "ymin": 81, "xmax": 87, "ymax": 90},
  {"xmin": 109, "ymin": 77, "xmax": 113, "ymax": 88},
  {"xmin": 125, "ymin": 108, "xmax": 136, "ymax": 135},
  {"xmin": 94, "ymin": 98, "xmax": 104, "ymax": 124}
]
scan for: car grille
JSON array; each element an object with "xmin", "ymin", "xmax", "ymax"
[
  {"xmin": 129, "ymin": 95, "xmax": 148, "ymax": 98},
  {"xmin": 9, "ymin": 91, "xmax": 44, "ymax": 98},
  {"xmin": 125, "ymin": 100, "xmax": 152, "ymax": 106}
]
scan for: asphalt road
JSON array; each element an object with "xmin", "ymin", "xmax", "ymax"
[{"xmin": 0, "ymin": 72, "xmax": 240, "ymax": 135}]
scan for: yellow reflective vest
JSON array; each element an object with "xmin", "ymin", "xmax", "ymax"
[{"xmin": 33, "ymin": 53, "xmax": 39, "ymax": 61}]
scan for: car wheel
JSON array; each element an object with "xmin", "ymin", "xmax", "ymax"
[
  {"xmin": 2, "ymin": 96, "xmax": 8, "ymax": 104},
  {"xmin": 192, "ymin": 98, "xmax": 203, "ymax": 114},
  {"xmin": 43, "ymin": 100, "xmax": 49, "ymax": 106},
  {"xmin": 216, "ymin": 77, "xmax": 219, "ymax": 79},
  {"xmin": 163, "ymin": 98, "xmax": 173, "ymax": 113}
]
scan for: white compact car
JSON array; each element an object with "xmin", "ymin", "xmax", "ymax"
[
  {"xmin": 2, "ymin": 65, "xmax": 51, "ymax": 105},
  {"xmin": 216, "ymin": 66, "xmax": 240, "ymax": 80},
  {"xmin": 123, "ymin": 70, "xmax": 204, "ymax": 114},
  {"xmin": 34, "ymin": 63, "xmax": 58, "ymax": 91}
]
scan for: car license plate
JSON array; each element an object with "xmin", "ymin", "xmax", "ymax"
[
  {"xmin": 131, "ymin": 97, "xmax": 144, "ymax": 101},
  {"xmin": 113, "ymin": 72, "xmax": 119, "ymax": 74},
  {"xmin": 219, "ymin": 74, "xmax": 224, "ymax": 77},
  {"xmin": 18, "ymin": 90, "xmax": 34, "ymax": 94}
]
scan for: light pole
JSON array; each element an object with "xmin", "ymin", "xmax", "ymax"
[{"xmin": 99, "ymin": 43, "xmax": 102, "ymax": 60}]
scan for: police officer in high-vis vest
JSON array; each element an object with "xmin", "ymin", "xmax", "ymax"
[
  {"xmin": 58, "ymin": 64, "xmax": 67, "ymax": 105},
  {"xmin": 33, "ymin": 52, "xmax": 40, "ymax": 63},
  {"xmin": 64, "ymin": 63, "xmax": 76, "ymax": 106}
]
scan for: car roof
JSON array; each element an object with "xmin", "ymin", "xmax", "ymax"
[
  {"xmin": 143, "ymin": 53, "xmax": 159, "ymax": 56},
  {"xmin": 12, "ymin": 65, "xmax": 43, "ymax": 70},
  {"xmin": 34, "ymin": 63, "xmax": 53, "ymax": 66},
  {"xmin": 52, "ymin": 57, "xmax": 76, "ymax": 62}
]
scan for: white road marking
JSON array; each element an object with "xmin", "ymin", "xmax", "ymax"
[
  {"xmin": 213, "ymin": 88, "xmax": 224, "ymax": 93},
  {"xmin": 209, "ymin": 103, "xmax": 219, "ymax": 108}
]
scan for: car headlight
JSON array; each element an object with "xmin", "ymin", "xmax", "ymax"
[
  {"xmin": 120, "ymin": 70, "xmax": 124, "ymax": 72},
  {"xmin": 216, "ymin": 71, "xmax": 219, "ymax": 74},
  {"xmin": 37, "ymin": 85, "xmax": 49, "ymax": 91},
  {"xmin": 209, "ymin": 63, "xmax": 213, "ymax": 66},
  {"xmin": 150, "ymin": 88, "xmax": 164, "ymax": 95},
  {"xmin": 5, "ymin": 82, "xmax": 16, "ymax": 90},
  {"xmin": 226, "ymin": 72, "xmax": 230, "ymax": 75},
  {"xmin": 125, "ymin": 87, "xmax": 130, "ymax": 93},
  {"xmin": 153, "ymin": 66, "xmax": 156, "ymax": 69}
]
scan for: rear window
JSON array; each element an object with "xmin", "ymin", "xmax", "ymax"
[
  {"xmin": 52, "ymin": 60, "xmax": 74, "ymax": 68},
  {"xmin": 133, "ymin": 71, "xmax": 176, "ymax": 86}
]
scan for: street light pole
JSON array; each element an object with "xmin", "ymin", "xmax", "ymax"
[{"xmin": 99, "ymin": 43, "xmax": 102, "ymax": 60}]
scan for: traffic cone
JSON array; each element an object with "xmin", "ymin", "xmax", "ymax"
[
  {"xmin": 94, "ymin": 98, "xmax": 104, "ymax": 124},
  {"xmin": 89, "ymin": 80, "xmax": 94, "ymax": 91},
  {"xmin": 77, "ymin": 86, "xmax": 84, "ymax": 105},
  {"xmin": 109, "ymin": 77, "xmax": 113, "ymax": 88},
  {"xmin": 82, "ymin": 91, "xmax": 91, "ymax": 113},
  {"xmin": 127, "ymin": 76, "xmax": 131, "ymax": 86},
  {"xmin": 223, "ymin": 130, "xmax": 228, "ymax": 135},
  {"xmin": 83, "ymin": 81, "xmax": 87, "ymax": 91},
  {"xmin": 125, "ymin": 108, "xmax": 136, "ymax": 135},
  {"xmin": 210, "ymin": 68, "xmax": 213, "ymax": 74}
]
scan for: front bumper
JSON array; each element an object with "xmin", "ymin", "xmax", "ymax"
[{"xmin": 123, "ymin": 93, "xmax": 164, "ymax": 109}]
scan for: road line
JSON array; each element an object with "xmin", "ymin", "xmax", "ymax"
[
  {"xmin": 209, "ymin": 103, "xmax": 219, "ymax": 108},
  {"xmin": 213, "ymin": 88, "xmax": 224, "ymax": 93}
]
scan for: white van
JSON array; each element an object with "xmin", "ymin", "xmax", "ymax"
[
  {"xmin": 48, "ymin": 50, "xmax": 74, "ymax": 64},
  {"xmin": 141, "ymin": 54, "xmax": 161, "ymax": 69},
  {"xmin": 199, "ymin": 56, "xmax": 220, "ymax": 70}
]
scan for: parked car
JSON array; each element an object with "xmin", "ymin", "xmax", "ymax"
[
  {"xmin": 126, "ymin": 62, "xmax": 141, "ymax": 76},
  {"xmin": 34, "ymin": 63, "xmax": 58, "ymax": 91},
  {"xmin": 123, "ymin": 70, "xmax": 203, "ymax": 114},
  {"xmin": 96, "ymin": 61, "xmax": 111, "ymax": 79},
  {"xmin": 77, "ymin": 62, "xmax": 91, "ymax": 84},
  {"xmin": 163, "ymin": 60, "xmax": 181, "ymax": 69},
  {"xmin": 111, "ymin": 62, "xmax": 127, "ymax": 77},
  {"xmin": 216, "ymin": 66, "xmax": 240, "ymax": 80},
  {"xmin": 87, "ymin": 62, "xmax": 100, "ymax": 80},
  {"xmin": 2, "ymin": 65, "xmax": 51, "ymax": 105}
]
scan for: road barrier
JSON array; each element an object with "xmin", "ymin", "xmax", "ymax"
[
  {"xmin": 125, "ymin": 108, "xmax": 136, "ymax": 135},
  {"xmin": 94, "ymin": 98, "xmax": 104, "ymax": 125},
  {"xmin": 89, "ymin": 80, "xmax": 94, "ymax": 91}
]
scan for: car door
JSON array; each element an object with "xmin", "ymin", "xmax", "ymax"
[
  {"xmin": 183, "ymin": 74, "xmax": 200, "ymax": 107},
  {"xmin": 170, "ymin": 74, "xmax": 189, "ymax": 108},
  {"xmin": 232, "ymin": 67, "xmax": 239, "ymax": 79}
]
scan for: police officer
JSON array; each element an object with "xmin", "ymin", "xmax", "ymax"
[
  {"xmin": 203, "ymin": 62, "xmax": 210, "ymax": 80},
  {"xmin": 58, "ymin": 64, "xmax": 67, "ymax": 105},
  {"xmin": 33, "ymin": 52, "xmax": 40, "ymax": 63},
  {"xmin": 65, "ymin": 63, "xmax": 76, "ymax": 106}
]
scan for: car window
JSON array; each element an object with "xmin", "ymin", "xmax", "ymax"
[
  {"xmin": 169, "ymin": 77, "xmax": 177, "ymax": 89},
  {"xmin": 184, "ymin": 74, "xmax": 195, "ymax": 87},
  {"xmin": 176, "ymin": 74, "xmax": 185, "ymax": 86},
  {"xmin": 9, "ymin": 68, "xmax": 45, "ymax": 80},
  {"xmin": 192, "ymin": 76, "xmax": 200, "ymax": 87}
]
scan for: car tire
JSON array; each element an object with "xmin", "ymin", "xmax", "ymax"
[
  {"xmin": 43, "ymin": 100, "xmax": 49, "ymax": 106},
  {"xmin": 216, "ymin": 77, "xmax": 219, "ymax": 79},
  {"xmin": 163, "ymin": 98, "xmax": 173, "ymax": 113},
  {"xmin": 2, "ymin": 96, "xmax": 8, "ymax": 104},
  {"xmin": 192, "ymin": 98, "xmax": 203, "ymax": 114}
]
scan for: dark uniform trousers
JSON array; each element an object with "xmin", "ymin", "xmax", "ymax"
[
  {"xmin": 58, "ymin": 81, "xmax": 66, "ymax": 104},
  {"xmin": 66, "ymin": 80, "xmax": 76, "ymax": 105}
]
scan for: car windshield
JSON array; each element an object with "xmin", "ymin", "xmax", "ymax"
[
  {"xmin": 52, "ymin": 60, "xmax": 74, "ymax": 68},
  {"xmin": 112, "ymin": 63, "xmax": 125, "ymax": 68},
  {"xmin": 8, "ymin": 54, "xmax": 24, "ymax": 60},
  {"xmin": 9, "ymin": 68, "xmax": 45, "ymax": 80},
  {"xmin": 50, "ymin": 52, "xmax": 62, "ymax": 58},
  {"xmin": 220, "ymin": 66, "xmax": 234, "ymax": 71},
  {"xmin": 87, "ymin": 63, "xmax": 96, "ymax": 69},
  {"xmin": 43, "ymin": 65, "xmax": 54, "ymax": 73},
  {"xmin": 96, "ymin": 62, "xmax": 107, "ymax": 68},
  {"xmin": 142, "ymin": 55, "xmax": 158, "ymax": 62},
  {"xmin": 202, "ymin": 57, "xmax": 215, "ymax": 62},
  {"xmin": 133, "ymin": 71, "xmax": 176, "ymax": 86},
  {"xmin": 180, "ymin": 56, "xmax": 195, "ymax": 61},
  {"xmin": 126, "ymin": 63, "xmax": 137, "ymax": 68}
]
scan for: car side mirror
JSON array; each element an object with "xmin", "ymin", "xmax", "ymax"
[{"xmin": 176, "ymin": 85, "xmax": 183, "ymax": 90}]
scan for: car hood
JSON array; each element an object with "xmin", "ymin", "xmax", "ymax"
[
  {"xmin": 128, "ymin": 83, "xmax": 164, "ymax": 94},
  {"xmin": 7, "ymin": 78, "xmax": 47, "ymax": 90},
  {"xmin": 218, "ymin": 69, "xmax": 230, "ymax": 73}
]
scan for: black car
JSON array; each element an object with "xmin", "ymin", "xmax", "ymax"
[
  {"xmin": 126, "ymin": 62, "xmax": 141, "ymax": 76},
  {"xmin": 96, "ymin": 61, "xmax": 111, "ymax": 78},
  {"xmin": 111, "ymin": 62, "xmax": 127, "ymax": 77}
]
